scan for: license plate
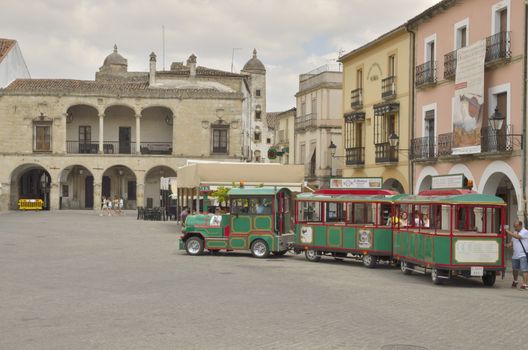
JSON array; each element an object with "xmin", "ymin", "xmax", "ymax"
[{"xmin": 471, "ymin": 266, "xmax": 484, "ymax": 276}]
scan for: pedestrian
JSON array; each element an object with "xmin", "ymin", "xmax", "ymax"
[
  {"xmin": 180, "ymin": 206, "xmax": 189, "ymax": 226},
  {"xmin": 506, "ymin": 220, "xmax": 528, "ymax": 289},
  {"xmin": 113, "ymin": 196, "xmax": 119, "ymax": 216},
  {"xmin": 107, "ymin": 197, "xmax": 113, "ymax": 216},
  {"xmin": 119, "ymin": 197, "xmax": 124, "ymax": 216},
  {"xmin": 100, "ymin": 196, "xmax": 107, "ymax": 216}
]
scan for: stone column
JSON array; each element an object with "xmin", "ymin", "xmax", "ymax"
[
  {"xmin": 136, "ymin": 182, "xmax": 145, "ymax": 208},
  {"xmin": 93, "ymin": 181, "xmax": 102, "ymax": 211},
  {"xmin": 62, "ymin": 113, "xmax": 68, "ymax": 154},
  {"xmin": 474, "ymin": 207, "xmax": 484, "ymax": 232},
  {"xmin": 50, "ymin": 182, "xmax": 60, "ymax": 210},
  {"xmin": 136, "ymin": 114, "xmax": 141, "ymax": 154},
  {"xmin": 99, "ymin": 114, "xmax": 104, "ymax": 154}
]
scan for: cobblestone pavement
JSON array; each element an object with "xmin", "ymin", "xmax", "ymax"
[{"xmin": 1, "ymin": 210, "xmax": 527, "ymax": 350}]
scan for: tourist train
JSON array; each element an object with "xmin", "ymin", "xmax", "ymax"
[{"xmin": 179, "ymin": 178, "xmax": 506, "ymax": 287}]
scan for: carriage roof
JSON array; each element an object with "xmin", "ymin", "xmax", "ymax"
[
  {"xmin": 394, "ymin": 193, "xmax": 506, "ymax": 205},
  {"xmin": 296, "ymin": 192, "xmax": 397, "ymax": 203},
  {"xmin": 228, "ymin": 187, "xmax": 290, "ymax": 196}
]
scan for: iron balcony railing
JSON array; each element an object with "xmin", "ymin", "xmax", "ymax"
[
  {"xmin": 415, "ymin": 61, "xmax": 436, "ymax": 87},
  {"xmin": 375, "ymin": 142, "xmax": 398, "ymax": 163},
  {"xmin": 410, "ymin": 136, "xmax": 437, "ymax": 161},
  {"xmin": 444, "ymin": 50, "xmax": 457, "ymax": 80},
  {"xmin": 345, "ymin": 147, "xmax": 365, "ymax": 165},
  {"xmin": 485, "ymin": 31, "xmax": 511, "ymax": 63},
  {"xmin": 140, "ymin": 142, "xmax": 172, "ymax": 155},
  {"xmin": 381, "ymin": 76, "xmax": 397, "ymax": 99},
  {"xmin": 481, "ymin": 125, "xmax": 513, "ymax": 153},
  {"xmin": 437, "ymin": 133, "xmax": 453, "ymax": 157},
  {"xmin": 351, "ymin": 88, "xmax": 363, "ymax": 109},
  {"xmin": 295, "ymin": 113, "xmax": 317, "ymax": 130},
  {"xmin": 66, "ymin": 141, "xmax": 100, "ymax": 154}
]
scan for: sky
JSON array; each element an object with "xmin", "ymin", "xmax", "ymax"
[{"xmin": 2, "ymin": 0, "xmax": 439, "ymax": 112}]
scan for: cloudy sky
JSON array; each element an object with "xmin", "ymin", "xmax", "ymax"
[{"xmin": 2, "ymin": 0, "xmax": 438, "ymax": 111}]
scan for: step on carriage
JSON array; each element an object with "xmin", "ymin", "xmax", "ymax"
[
  {"xmin": 393, "ymin": 188, "xmax": 506, "ymax": 286},
  {"xmin": 292, "ymin": 188, "xmax": 400, "ymax": 267},
  {"xmin": 179, "ymin": 187, "xmax": 294, "ymax": 258}
]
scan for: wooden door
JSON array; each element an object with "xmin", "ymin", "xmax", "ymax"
[
  {"xmin": 119, "ymin": 127, "xmax": 131, "ymax": 154},
  {"xmin": 85, "ymin": 176, "xmax": 94, "ymax": 209}
]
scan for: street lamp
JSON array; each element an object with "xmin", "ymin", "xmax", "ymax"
[
  {"xmin": 489, "ymin": 106, "xmax": 504, "ymax": 131},
  {"xmin": 388, "ymin": 132, "xmax": 399, "ymax": 147},
  {"xmin": 328, "ymin": 140, "xmax": 337, "ymax": 157}
]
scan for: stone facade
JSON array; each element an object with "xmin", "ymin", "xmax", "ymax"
[{"xmin": 0, "ymin": 46, "xmax": 266, "ymax": 211}]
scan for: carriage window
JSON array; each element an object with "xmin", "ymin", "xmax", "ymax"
[
  {"xmin": 298, "ymin": 201, "xmax": 321, "ymax": 222},
  {"xmin": 250, "ymin": 197, "xmax": 272, "ymax": 215},
  {"xmin": 347, "ymin": 203, "xmax": 374, "ymax": 225},
  {"xmin": 326, "ymin": 202, "xmax": 345, "ymax": 222},
  {"xmin": 231, "ymin": 198, "xmax": 249, "ymax": 214}
]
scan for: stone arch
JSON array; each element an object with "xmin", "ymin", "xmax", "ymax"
[
  {"xmin": 144, "ymin": 165, "xmax": 177, "ymax": 208},
  {"xmin": 383, "ymin": 178, "xmax": 405, "ymax": 193},
  {"xmin": 101, "ymin": 164, "xmax": 138, "ymax": 209},
  {"xmin": 103, "ymin": 105, "xmax": 137, "ymax": 154},
  {"xmin": 58, "ymin": 164, "xmax": 95, "ymax": 209},
  {"xmin": 65, "ymin": 102, "xmax": 100, "ymax": 115},
  {"xmin": 448, "ymin": 164, "xmax": 475, "ymax": 185},
  {"xmin": 415, "ymin": 166, "xmax": 439, "ymax": 194},
  {"xmin": 66, "ymin": 104, "xmax": 100, "ymax": 154},
  {"xmin": 139, "ymin": 106, "xmax": 174, "ymax": 155},
  {"xmin": 479, "ymin": 161, "xmax": 522, "ymax": 225},
  {"xmin": 9, "ymin": 163, "xmax": 52, "ymax": 210}
]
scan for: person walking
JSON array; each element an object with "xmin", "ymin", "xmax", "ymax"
[
  {"xmin": 119, "ymin": 197, "xmax": 124, "ymax": 216},
  {"xmin": 180, "ymin": 206, "xmax": 189, "ymax": 226},
  {"xmin": 506, "ymin": 220, "xmax": 528, "ymax": 289},
  {"xmin": 107, "ymin": 197, "xmax": 113, "ymax": 216},
  {"xmin": 100, "ymin": 196, "xmax": 107, "ymax": 216}
]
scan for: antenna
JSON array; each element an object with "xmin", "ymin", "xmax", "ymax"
[
  {"xmin": 162, "ymin": 25, "xmax": 166, "ymax": 71},
  {"xmin": 337, "ymin": 48, "xmax": 345, "ymax": 72},
  {"xmin": 231, "ymin": 48, "xmax": 241, "ymax": 73}
]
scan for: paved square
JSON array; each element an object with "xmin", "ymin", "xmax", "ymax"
[{"xmin": 0, "ymin": 210, "xmax": 526, "ymax": 350}]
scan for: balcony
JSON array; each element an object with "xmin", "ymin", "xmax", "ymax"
[
  {"xmin": 277, "ymin": 130, "xmax": 289, "ymax": 144},
  {"xmin": 480, "ymin": 125, "xmax": 513, "ymax": 153},
  {"xmin": 345, "ymin": 147, "xmax": 365, "ymax": 166},
  {"xmin": 410, "ymin": 136, "xmax": 437, "ymax": 161},
  {"xmin": 485, "ymin": 31, "xmax": 511, "ymax": 64},
  {"xmin": 350, "ymin": 88, "xmax": 363, "ymax": 109},
  {"xmin": 295, "ymin": 113, "xmax": 317, "ymax": 131},
  {"xmin": 140, "ymin": 142, "xmax": 172, "ymax": 155},
  {"xmin": 67, "ymin": 141, "xmax": 100, "ymax": 154},
  {"xmin": 66, "ymin": 141, "xmax": 172, "ymax": 155},
  {"xmin": 381, "ymin": 76, "xmax": 397, "ymax": 100},
  {"xmin": 444, "ymin": 50, "xmax": 457, "ymax": 80},
  {"xmin": 375, "ymin": 142, "xmax": 398, "ymax": 163},
  {"xmin": 415, "ymin": 61, "xmax": 436, "ymax": 88}
]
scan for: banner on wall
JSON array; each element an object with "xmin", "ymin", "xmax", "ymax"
[{"xmin": 452, "ymin": 40, "xmax": 486, "ymax": 155}]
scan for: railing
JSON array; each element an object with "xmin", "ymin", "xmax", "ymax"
[
  {"xmin": 410, "ymin": 136, "xmax": 437, "ymax": 161},
  {"xmin": 66, "ymin": 141, "xmax": 99, "ymax": 154},
  {"xmin": 485, "ymin": 31, "xmax": 511, "ymax": 63},
  {"xmin": 375, "ymin": 142, "xmax": 398, "ymax": 163},
  {"xmin": 481, "ymin": 125, "xmax": 513, "ymax": 153},
  {"xmin": 444, "ymin": 50, "xmax": 457, "ymax": 80},
  {"xmin": 140, "ymin": 142, "xmax": 172, "ymax": 155},
  {"xmin": 351, "ymin": 88, "xmax": 363, "ymax": 109},
  {"xmin": 437, "ymin": 133, "xmax": 453, "ymax": 157},
  {"xmin": 381, "ymin": 76, "xmax": 396, "ymax": 99},
  {"xmin": 295, "ymin": 113, "xmax": 317, "ymax": 130},
  {"xmin": 415, "ymin": 61, "xmax": 436, "ymax": 87},
  {"xmin": 345, "ymin": 147, "xmax": 365, "ymax": 165}
]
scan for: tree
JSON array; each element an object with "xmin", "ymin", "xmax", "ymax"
[{"xmin": 211, "ymin": 186, "xmax": 230, "ymax": 207}]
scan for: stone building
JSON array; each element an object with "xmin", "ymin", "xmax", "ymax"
[{"xmin": 0, "ymin": 45, "xmax": 266, "ymax": 211}]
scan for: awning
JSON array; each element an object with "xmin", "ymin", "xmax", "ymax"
[
  {"xmin": 373, "ymin": 102, "xmax": 400, "ymax": 116},
  {"xmin": 344, "ymin": 112, "xmax": 366, "ymax": 122}
]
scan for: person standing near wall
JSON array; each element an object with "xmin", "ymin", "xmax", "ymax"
[{"xmin": 506, "ymin": 220, "xmax": 528, "ymax": 290}]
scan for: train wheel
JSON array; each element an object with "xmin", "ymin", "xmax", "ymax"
[
  {"xmin": 401, "ymin": 261, "xmax": 412, "ymax": 275},
  {"xmin": 250, "ymin": 239, "xmax": 270, "ymax": 258},
  {"xmin": 431, "ymin": 268, "xmax": 442, "ymax": 285},
  {"xmin": 185, "ymin": 237, "xmax": 204, "ymax": 256},
  {"xmin": 305, "ymin": 249, "xmax": 321, "ymax": 262},
  {"xmin": 362, "ymin": 254, "xmax": 376, "ymax": 268},
  {"xmin": 482, "ymin": 272, "xmax": 496, "ymax": 287}
]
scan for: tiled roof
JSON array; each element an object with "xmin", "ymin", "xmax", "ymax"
[
  {"xmin": 1, "ymin": 78, "xmax": 243, "ymax": 99},
  {"xmin": 0, "ymin": 38, "xmax": 16, "ymax": 62},
  {"xmin": 160, "ymin": 65, "xmax": 245, "ymax": 78},
  {"xmin": 266, "ymin": 112, "xmax": 281, "ymax": 130}
]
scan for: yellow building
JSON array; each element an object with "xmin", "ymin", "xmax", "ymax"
[{"xmin": 338, "ymin": 25, "xmax": 411, "ymax": 193}]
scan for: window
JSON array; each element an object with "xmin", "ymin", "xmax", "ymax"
[
  {"xmin": 34, "ymin": 122, "xmax": 52, "ymax": 152},
  {"xmin": 388, "ymin": 55, "xmax": 396, "ymax": 76},
  {"xmin": 356, "ymin": 68, "xmax": 363, "ymax": 89},
  {"xmin": 301, "ymin": 102, "xmax": 306, "ymax": 116},
  {"xmin": 79, "ymin": 126, "xmax": 92, "ymax": 153},
  {"xmin": 374, "ymin": 112, "xmax": 398, "ymax": 145},
  {"xmin": 256, "ymin": 89, "xmax": 261, "ymax": 97},
  {"xmin": 254, "ymin": 131, "xmax": 261, "ymax": 142},
  {"xmin": 311, "ymin": 98, "xmax": 317, "ymax": 118},
  {"xmin": 231, "ymin": 198, "xmax": 249, "ymax": 214},
  {"xmin": 457, "ymin": 26, "xmax": 467, "ymax": 48},
  {"xmin": 326, "ymin": 202, "xmax": 345, "ymax": 222},
  {"xmin": 211, "ymin": 122, "xmax": 229, "ymax": 154},
  {"xmin": 231, "ymin": 197, "xmax": 272, "ymax": 215},
  {"xmin": 299, "ymin": 143, "xmax": 306, "ymax": 164},
  {"xmin": 255, "ymin": 105, "xmax": 262, "ymax": 121},
  {"xmin": 347, "ymin": 203, "xmax": 375, "ymax": 225},
  {"xmin": 297, "ymin": 201, "xmax": 321, "ymax": 222},
  {"xmin": 266, "ymin": 138, "xmax": 271, "ymax": 144}
]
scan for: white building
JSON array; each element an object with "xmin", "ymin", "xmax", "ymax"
[{"xmin": 0, "ymin": 38, "xmax": 30, "ymax": 87}]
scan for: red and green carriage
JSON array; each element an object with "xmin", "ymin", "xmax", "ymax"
[
  {"xmin": 179, "ymin": 187, "xmax": 294, "ymax": 258},
  {"xmin": 393, "ymin": 189, "xmax": 506, "ymax": 286}
]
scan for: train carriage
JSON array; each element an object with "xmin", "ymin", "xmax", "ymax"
[
  {"xmin": 179, "ymin": 187, "xmax": 294, "ymax": 258},
  {"xmin": 292, "ymin": 189, "xmax": 400, "ymax": 267},
  {"xmin": 393, "ymin": 189, "xmax": 506, "ymax": 286}
]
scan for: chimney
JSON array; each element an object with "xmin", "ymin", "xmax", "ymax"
[
  {"xmin": 149, "ymin": 52, "xmax": 157, "ymax": 86},
  {"xmin": 187, "ymin": 54, "xmax": 197, "ymax": 78}
]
